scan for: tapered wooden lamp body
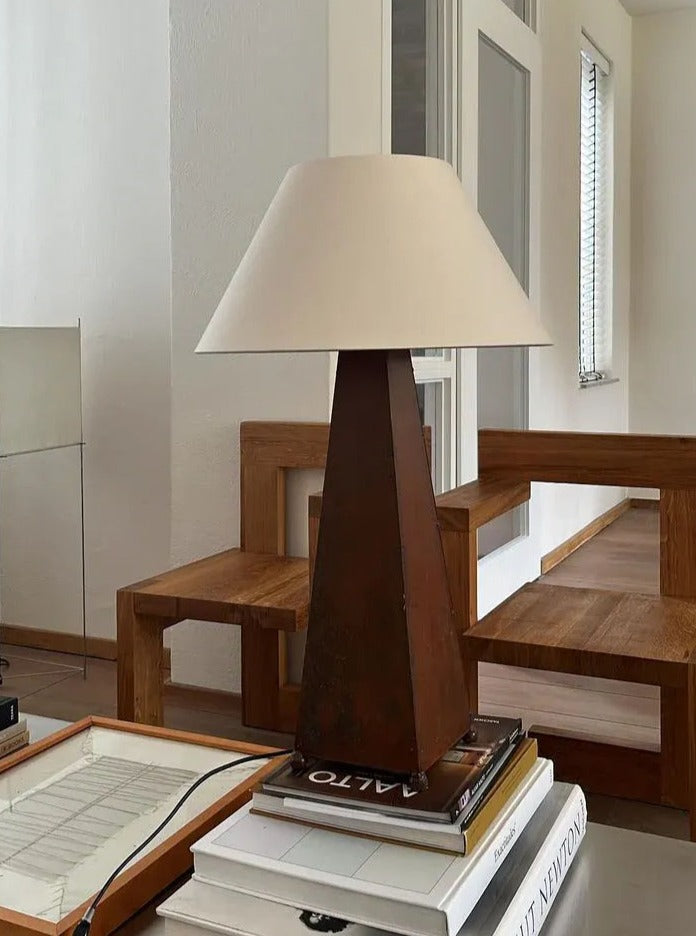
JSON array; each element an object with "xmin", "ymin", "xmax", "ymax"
[
  {"xmin": 297, "ymin": 349, "xmax": 467, "ymax": 778},
  {"xmin": 197, "ymin": 155, "xmax": 550, "ymax": 780}
]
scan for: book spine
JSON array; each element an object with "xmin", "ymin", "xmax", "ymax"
[
  {"xmin": 0, "ymin": 697, "xmax": 18, "ymax": 732},
  {"xmin": 0, "ymin": 717, "xmax": 26, "ymax": 745},
  {"xmin": 0, "ymin": 730, "xmax": 29, "ymax": 759},
  {"xmin": 452, "ymin": 739, "xmax": 518, "ymax": 822},
  {"xmin": 447, "ymin": 760, "xmax": 554, "ymax": 936},
  {"xmin": 490, "ymin": 786, "xmax": 587, "ymax": 936},
  {"xmin": 462, "ymin": 741, "xmax": 538, "ymax": 854}
]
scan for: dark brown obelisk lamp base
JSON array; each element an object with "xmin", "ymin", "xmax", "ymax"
[{"xmin": 294, "ymin": 349, "xmax": 469, "ymax": 788}]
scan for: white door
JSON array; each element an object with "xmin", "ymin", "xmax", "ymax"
[{"xmin": 456, "ymin": 0, "xmax": 542, "ymax": 617}]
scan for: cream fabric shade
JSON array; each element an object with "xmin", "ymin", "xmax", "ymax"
[{"xmin": 197, "ymin": 155, "xmax": 551, "ymax": 353}]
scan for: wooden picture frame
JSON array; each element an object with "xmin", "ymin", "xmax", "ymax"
[{"xmin": 0, "ymin": 717, "xmax": 280, "ymax": 936}]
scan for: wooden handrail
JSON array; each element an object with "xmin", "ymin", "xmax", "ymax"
[{"xmin": 479, "ymin": 429, "xmax": 696, "ymax": 489}]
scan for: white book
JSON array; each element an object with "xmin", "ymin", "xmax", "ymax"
[
  {"xmin": 251, "ymin": 790, "xmax": 477, "ymax": 854},
  {"xmin": 0, "ymin": 716, "xmax": 26, "ymax": 745},
  {"xmin": 159, "ymin": 878, "xmax": 386, "ymax": 936},
  {"xmin": 192, "ymin": 758, "xmax": 554, "ymax": 936},
  {"xmin": 162, "ymin": 782, "xmax": 583, "ymax": 936},
  {"xmin": 458, "ymin": 782, "xmax": 586, "ymax": 936}
]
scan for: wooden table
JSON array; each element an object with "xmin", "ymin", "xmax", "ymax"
[{"xmin": 464, "ymin": 582, "xmax": 696, "ymax": 836}]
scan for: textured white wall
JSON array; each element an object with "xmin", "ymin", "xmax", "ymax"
[
  {"xmin": 630, "ymin": 10, "xmax": 696, "ymax": 440},
  {"xmin": 0, "ymin": 0, "xmax": 173, "ymax": 639},
  {"xmin": 168, "ymin": 0, "xmax": 331, "ymax": 692}
]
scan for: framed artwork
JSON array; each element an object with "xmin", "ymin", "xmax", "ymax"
[{"xmin": 0, "ymin": 717, "xmax": 278, "ymax": 936}]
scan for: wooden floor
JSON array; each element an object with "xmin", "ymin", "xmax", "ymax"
[
  {"xmin": 0, "ymin": 647, "xmax": 292, "ymax": 750},
  {"xmin": 541, "ymin": 503, "xmax": 659, "ymax": 593},
  {"xmin": 1, "ymin": 505, "xmax": 688, "ymax": 840}
]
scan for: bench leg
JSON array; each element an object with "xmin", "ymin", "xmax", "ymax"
[
  {"xmin": 117, "ymin": 590, "xmax": 168, "ymax": 726},
  {"xmin": 660, "ymin": 683, "xmax": 690, "ymax": 810},
  {"xmin": 689, "ymin": 662, "xmax": 696, "ymax": 842},
  {"xmin": 442, "ymin": 529, "xmax": 478, "ymax": 637},
  {"xmin": 241, "ymin": 629, "xmax": 287, "ymax": 731}
]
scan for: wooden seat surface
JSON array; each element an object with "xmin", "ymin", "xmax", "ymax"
[
  {"xmin": 122, "ymin": 549, "xmax": 309, "ymax": 631},
  {"xmin": 465, "ymin": 582, "xmax": 696, "ymax": 687}
]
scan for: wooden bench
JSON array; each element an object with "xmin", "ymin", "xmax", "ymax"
[
  {"xmin": 118, "ymin": 422, "xmax": 529, "ymax": 734},
  {"xmin": 117, "ymin": 551, "xmax": 309, "ymax": 728},
  {"xmin": 117, "ymin": 422, "xmax": 327, "ymax": 734},
  {"xmin": 464, "ymin": 429, "xmax": 696, "ymax": 839}
]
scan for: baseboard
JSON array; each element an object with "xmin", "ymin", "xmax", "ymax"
[
  {"xmin": 540, "ymin": 498, "xmax": 631, "ymax": 575},
  {"xmin": 164, "ymin": 679, "xmax": 241, "ymax": 714},
  {"xmin": 630, "ymin": 497, "xmax": 660, "ymax": 510},
  {"xmin": 1, "ymin": 623, "xmax": 172, "ymax": 670},
  {"xmin": 0, "ymin": 623, "xmax": 117, "ymax": 661}
]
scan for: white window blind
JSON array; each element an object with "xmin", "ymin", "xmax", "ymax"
[{"xmin": 580, "ymin": 38, "xmax": 611, "ymax": 382}]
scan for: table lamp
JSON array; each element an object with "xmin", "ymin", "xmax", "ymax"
[{"xmin": 197, "ymin": 155, "xmax": 550, "ymax": 788}]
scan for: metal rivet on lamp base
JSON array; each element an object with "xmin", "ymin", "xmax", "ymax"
[{"xmin": 295, "ymin": 349, "xmax": 470, "ymax": 778}]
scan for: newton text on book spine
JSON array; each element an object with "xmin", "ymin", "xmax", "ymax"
[{"xmin": 513, "ymin": 798, "xmax": 587, "ymax": 936}]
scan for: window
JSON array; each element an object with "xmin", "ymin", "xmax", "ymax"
[
  {"xmin": 413, "ymin": 351, "xmax": 456, "ymax": 494},
  {"xmin": 392, "ymin": 1, "xmax": 456, "ymax": 493},
  {"xmin": 501, "ymin": 0, "xmax": 537, "ymax": 30},
  {"xmin": 579, "ymin": 37, "xmax": 612, "ymax": 383}
]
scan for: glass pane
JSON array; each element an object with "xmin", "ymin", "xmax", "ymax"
[
  {"xmin": 501, "ymin": 0, "xmax": 535, "ymax": 28},
  {"xmin": 394, "ymin": 1, "xmax": 451, "ymax": 488},
  {"xmin": 416, "ymin": 381, "xmax": 450, "ymax": 494},
  {"xmin": 392, "ymin": 0, "xmax": 427, "ymax": 156},
  {"xmin": 476, "ymin": 35, "xmax": 531, "ymax": 557}
]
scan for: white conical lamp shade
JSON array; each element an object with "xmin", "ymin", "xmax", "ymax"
[{"xmin": 197, "ymin": 155, "xmax": 551, "ymax": 353}]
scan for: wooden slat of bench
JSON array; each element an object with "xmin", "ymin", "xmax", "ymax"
[
  {"xmin": 308, "ymin": 478, "xmax": 530, "ymax": 534},
  {"xmin": 479, "ymin": 428, "xmax": 696, "ymax": 488},
  {"xmin": 436, "ymin": 479, "xmax": 530, "ymax": 531},
  {"xmin": 465, "ymin": 582, "xmax": 696, "ymax": 687},
  {"xmin": 529, "ymin": 727, "xmax": 663, "ymax": 804},
  {"xmin": 241, "ymin": 422, "xmax": 330, "ymax": 469},
  {"xmin": 125, "ymin": 549, "xmax": 309, "ymax": 631},
  {"xmin": 241, "ymin": 421, "xmax": 431, "ymax": 471}
]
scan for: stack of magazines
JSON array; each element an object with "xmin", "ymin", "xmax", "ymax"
[
  {"xmin": 158, "ymin": 714, "xmax": 586, "ymax": 936},
  {"xmin": 0, "ymin": 696, "xmax": 29, "ymax": 760}
]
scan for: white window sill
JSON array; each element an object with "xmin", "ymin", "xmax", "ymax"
[{"xmin": 579, "ymin": 376, "xmax": 620, "ymax": 390}]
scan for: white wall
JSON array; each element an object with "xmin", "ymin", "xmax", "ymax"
[
  {"xmin": 168, "ymin": 0, "xmax": 331, "ymax": 692},
  {"xmin": 630, "ymin": 10, "xmax": 696, "ymax": 439},
  {"xmin": 0, "ymin": 0, "xmax": 173, "ymax": 640},
  {"xmin": 533, "ymin": 0, "xmax": 632, "ymax": 556}
]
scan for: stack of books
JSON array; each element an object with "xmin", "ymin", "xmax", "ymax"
[
  {"xmin": 0, "ymin": 695, "xmax": 29, "ymax": 759},
  {"xmin": 158, "ymin": 715, "xmax": 586, "ymax": 936}
]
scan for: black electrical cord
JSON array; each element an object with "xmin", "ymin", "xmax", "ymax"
[{"xmin": 72, "ymin": 748, "xmax": 292, "ymax": 936}]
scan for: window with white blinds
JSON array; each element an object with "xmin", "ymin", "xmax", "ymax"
[{"xmin": 579, "ymin": 38, "xmax": 611, "ymax": 382}]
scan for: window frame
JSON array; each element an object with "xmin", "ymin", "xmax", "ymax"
[
  {"xmin": 501, "ymin": 0, "xmax": 537, "ymax": 32},
  {"xmin": 579, "ymin": 33, "xmax": 614, "ymax": 386}
]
